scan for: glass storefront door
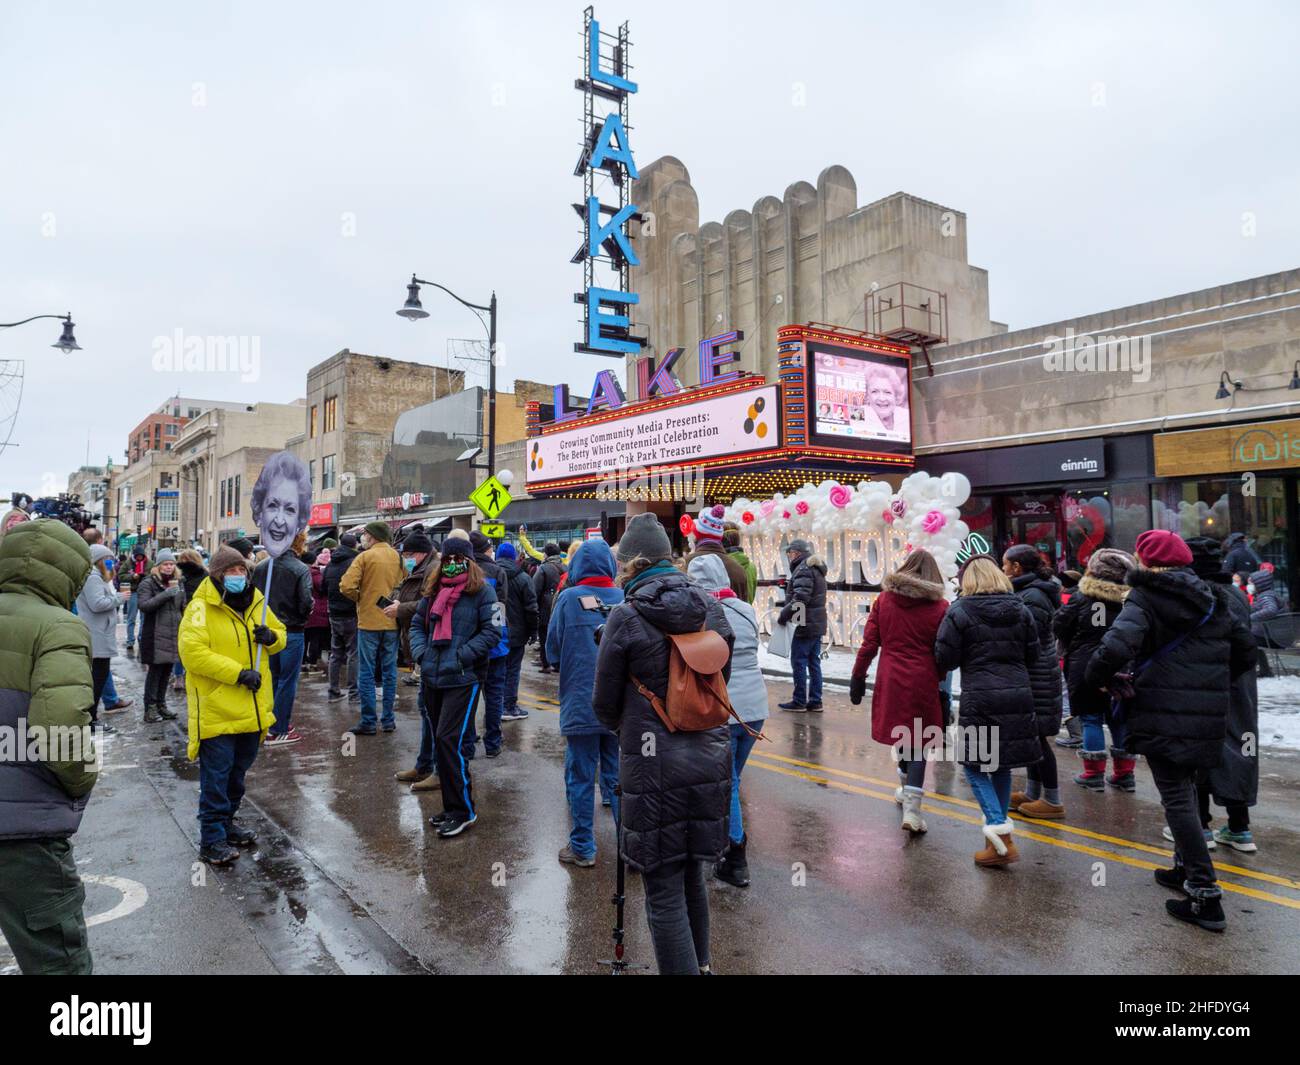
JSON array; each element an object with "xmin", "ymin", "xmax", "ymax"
[{"xmin": 1005, "ymin": 493, "xmax": 1061, "ymax": 568}]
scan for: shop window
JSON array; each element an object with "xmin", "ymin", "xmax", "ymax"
[
  {"xmin": 1151, "ymin": 477, "xmax": 1289, "ymax": 610},
  {"xmin": 959, "ymin": 496, "xmax": 996, "ymax": 559}
]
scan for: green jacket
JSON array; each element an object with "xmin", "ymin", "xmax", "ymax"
[
  {"xmin": 0, "ymin": 520, "xmax": 98, "ymax": 840},
  {"xmin": 729, "ymin": 548, "xmax": 758, "ymax": 604}
]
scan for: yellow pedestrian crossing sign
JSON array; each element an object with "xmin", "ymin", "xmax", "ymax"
[
  {"xmin": 479, "ymin": 522, "xmax": 505, "ymax": 539},
  {"xmin": 470, "ymin": 476, "xmax": 512, "ymax": 520}
]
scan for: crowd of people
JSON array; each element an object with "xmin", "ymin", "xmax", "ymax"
[{"xmin": 0, "ymin": 504, "xmax": 1283, "ymax": 973}]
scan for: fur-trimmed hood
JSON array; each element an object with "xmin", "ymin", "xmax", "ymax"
[
  {"xmin": 883, "ymin": 570, "xmax": 945, "ymax": 601},
  {"xmin": 1127, "ymin": 565, "xmax": 1215, "ymax": 622},
  {"xmin": 1077, "ymin": 574, "xmax": 1128, "ymax": 604}
]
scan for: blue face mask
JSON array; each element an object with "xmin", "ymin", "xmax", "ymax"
[
  {"xmin": 224, "ymin": 575, "xmax": 248, "ymax": 594},
  {"xmin": 404, "ymin": 557, "xmax": 417, "ymax": 573}
]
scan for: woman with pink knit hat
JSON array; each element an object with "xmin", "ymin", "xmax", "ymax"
[{"xmin": 1085, "ymin": 529, "xmax": 1255, "ymax": 933}]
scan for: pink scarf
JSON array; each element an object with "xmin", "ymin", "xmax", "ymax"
[{"xmin": 428, "ymin": 571, "xmax": 469, "ymax": 642}]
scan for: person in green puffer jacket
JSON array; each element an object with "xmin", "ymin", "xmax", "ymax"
[
  {"xmin": 0, "ymin": 519, "xmax": 98, "ymax": 974},
  {"xmin": 723, "ymin": 525, "xmax": 758, "ymax": 603}
]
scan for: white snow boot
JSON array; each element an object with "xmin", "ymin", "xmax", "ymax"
[{"xmin": 901, "ymin": 786, "xmax": 928, "ymax": 834}]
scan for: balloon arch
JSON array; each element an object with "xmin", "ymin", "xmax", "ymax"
[{"xmin": 708, "ymin": 471, "xmax": 975, "ymax": 649}]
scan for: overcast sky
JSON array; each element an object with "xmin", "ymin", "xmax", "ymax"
[{"xmin": 2, "ymin": 0, "xmax": 1296, "ymax": 496}]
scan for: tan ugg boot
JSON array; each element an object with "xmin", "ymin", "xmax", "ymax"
[
  {"xmin": 974, "ymin": 822, "xmax": 1019, "ymax": 867},
  {"xmin": 1017, "ymin": 798, "xmax": 1065, "ymax": 820}
]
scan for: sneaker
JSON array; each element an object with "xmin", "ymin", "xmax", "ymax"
[
  {"xmin": 1212, "ymin": 827, "xmax": 1257, "ymax": 853},
  {"xmin": 779, "ymin": 701, "xmax": 807, "ymax": 712},
  {"xmin": 428, "ymin": 811, "xmax": 455, "ymax": 825},
  {"xmin": 327, "ymin": 689, "xmax": 346, "ymax": 702},
  {"xmin": 381, "ymin": 722, "xmax": 396, "ymax": 733},
  {"xmin": 402, "ymin": 674, "xmax": 421, "ymax": 687},
  {"xmin": 1166, "ymin": 894, "xmax": 1226, "ymax": 932},
  {"xmin": 601, "ymin": 796, "xmax": 612, "ymax": 808},
  {"xmin": 485, "ymin": 748, "xmax": 501, "ymax": 759},
  {"xmin": 157, "ymin": 705, "xmax": 179, "ymax": 721},
  {"xmin": 226, "ymin": 821, "xmax": 257, "ymax": 846},
  {"xmin": 1055, "ymin": 736, "xmax": 1083, "ymax": 749},
  {"xmin": 95, "ymin": 722, "xmax": 117, "ymax": 736},
  {"xmin": 500, "ymin": 708, "xmax": 529, "ymax": 721},
  {"xmin": 264, "ymin": 727, "xmax": 304, "ymax": 747},
  {"xmin": 411, "ymin": 775, "xmax": 440, "ymax": 792},
  {"xmin": 558, "ymin": 845, "xmax": 595, "ymax": 868},
  {"xmin": 805, "ymin": 702, "xmax": 824, "ymax": 712},
  {"xmin": 199, "ymin": 842, "xmax": 240, "ymax": 865},
  {"xmin": 103, "ymin": 699, "xmax": 133, "ymax": 714},
  {"xmin": 395, "ymin": 768, "xmax": 430, "ymax": 783},
  {"xmin": 1162, "ymin": 825, "xmax": 1217, "ymax": 850},
  {"xmin": 437, "ymin": 814, "xmax": 477, "ymax": 838},
  {"xmin": 345, "ymin": 724, "xmax": 377, "ymax": 736}
]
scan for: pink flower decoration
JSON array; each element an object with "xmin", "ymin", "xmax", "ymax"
[
  {"xmin": 890, "ymin": 498, "xmax": 907, "ymax": 519},
  {"xmin": 741, "ymin": 511, "xmax": 755, "ymax": 525},
  {"xmin": 795, "ymin": 500, "xmax": 809, "ymax": 515},
  {"xmin": 759, "ymin": 500, "xmax": 775, "ymax": 517},
  {"xmin": 828, "ymin": 485, "xmax": 851, "ymax": 508},
  {"xmin": 782, "ymin": 510, "xmax": 791, "ymax": 519},
  {"xmin": 882, "ymin": 509, "xmax": 895, "ymax": 525},
  {"xmin": 921, "ymin": 509, "xmax": 947, "ymax": 535},
  {"xmin": 904, "ymin": 542, "xmax": 913, "ymax": 553}
]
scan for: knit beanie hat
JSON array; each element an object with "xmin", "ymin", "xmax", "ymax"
[
  {"xmin": 155, "ymin": 548, "xmax": 177, "ymax": 564},
  {"xmin": 469, "ymin": 530, "xmax": 492, "ymax": 555},
  {"xmin": 618, "ymin": 513, "xmax": 672, "ymax": 563},
  {"xmin": 228, "ymin": 537, "xmax": 255, "ymax": 559},
  {"xmin": 1185, "ymin": 536, "xmax": 1224, "ymax": 581},
  {"xmin": 208, "ymin": 545, "xmax": 247, "ymax": 583},
  {"xmin": 364, "ymin": 521, "xmax": 392, "ymax": 544},
  {"xmin": 322, "ymin": 537, "xmax": 339, "ymax": 550},
  {"xmin": 1085, "ymin": 548, "xmax": 1137, "ymax": 584},
  {"xmin": 496, "ymin": 541, "xmax": 516, "ymax": 561},
  {"xmin": 340, "ymin": 532, "xmax": 358, "ymax": 549},
  {"xmin": 402, "ymin": 531, "xmax": 433, "ymax": 555},
  {"xmin": 440, "ymin": 536, "xmax": 474, "ymax": 562},
  {"xmin": 1135, "ymin": 529, "xmax": 1192, "ymax": 568},
  {"xmin": 695, "ymin": 504, "xmax": 726, "ymax": 542},
  {"xmin": 315, "ymin": 548, "xmax": 332, "ymax": 568}
]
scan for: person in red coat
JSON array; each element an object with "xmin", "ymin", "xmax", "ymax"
[{"xmin": 849, "ymin": 549, "xmax": 949, "ymax": 834}]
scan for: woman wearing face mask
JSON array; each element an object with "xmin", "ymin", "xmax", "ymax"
[
  {"xmin": 136, "ymin": 549, "xmax": 188, "ymax": 723},
  {"xmin": 1246, "ymin": 568, "xmax": 1280, "ymax": 677},
  {"xmin": 408, "ymin": 535, "xmax": 503, "ymax": 838},
  {"xmin": 74, "ymin": 544, "xmax": 122, "ymax": 735},
  {"xmin": 178, "ymin": 546, "xmax": 286, "ymax": 865}
]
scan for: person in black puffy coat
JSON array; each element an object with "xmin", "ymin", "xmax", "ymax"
[
  {"xmin": 1052, "ymin": 549, "xmax": 1137, "ymax": 792},
  {"xmin": 934, "ymin": 556, "xmax": 1041, "ymax": 868},
  {"xmin": 592, "ymin": 513, "xmax": 733, "ymax": 975},
  {"xmin": 1085, "ymin": 530, "xmax": 1255, "ymax": 933},
  {"xmin": 1002, "ymin": 544, "xmax": 1065, "ymax": 820}
]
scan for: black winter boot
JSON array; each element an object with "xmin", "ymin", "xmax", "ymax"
[
  {"xmin": 714, "ymin": 835, "xmax": 750, "ymax": 888},
  {"xmin": 1166, "ymin": 894, "xmax": 1226, "ymax": 932},
  {"xmin": 143, "ymin": 703, "xmax": 163, "ymax": 723},
  {"xmin": 157, "ymin": 703, "xmax": 179, "ymax": 721},
  {"xmin": 1154, "ymin": 864, "xmax": 1188, "ymax": 894}
]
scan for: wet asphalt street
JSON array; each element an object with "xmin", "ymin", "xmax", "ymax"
[{"xmin": 6, "ymin": 646, "xmax": 1299, "ymax": 975}]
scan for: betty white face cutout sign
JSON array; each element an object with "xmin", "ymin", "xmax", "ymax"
[{"xmin": 250, "ymin": 451, "xmax": 312, "ymax": 559}]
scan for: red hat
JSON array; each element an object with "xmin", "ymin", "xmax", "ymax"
[{"xmin": 1134, "ymin": 529, "xmax": 1193, "ymax": 568}]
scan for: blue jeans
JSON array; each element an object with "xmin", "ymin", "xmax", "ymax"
[
  {"xmin": 964, "ymin": 765, "xmax": 1012, "ymax": 825},
  {"xmin": 102, "ymin": 670, "xmax": 120, "ymax": 707},
  {"xmin": 564, "ymin": 733, "xmax": 619, "ymax": 859},
  {"xmin": 790, "ymin": 635, "xmax": 823, "ymax": 705},
  {"xmin": 198, "ymin": 732, "xmax": 261, "ymax": 846},
  {"xmin": 478, "ymin": 655, "xmax": 507, "ymax": 754},
  {"xmin": 503, "ymin": 643, "xmax": 526, "ymax": 713},
  {"xmin": 357, "ymin": 629, "xmax": 398, "ymax": 729},
  {"xmin": 268, "ymin": 631, "xmax": 305, "ymax": 737},
  {"xmin": 728, "ymin": 721, "xmax": 763, "ymax": 844},
  {"xmin": 125, "ymin": 593, "xmax": 139, "ymax": 645},
  {"xmin": 172, "ymin": 660, "xmax": 185, "ymax": 679},
  {"xmin": 1082, "ymin": 711, "xmax": 1128, "ymax": 751}
]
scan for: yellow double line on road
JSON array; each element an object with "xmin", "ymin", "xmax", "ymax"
[{"xmin": 517, "ymin": 693, "xmax": 1300, "ymax": 911}]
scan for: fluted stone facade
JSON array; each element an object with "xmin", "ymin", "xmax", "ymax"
[{"xmin": 627, "ymin": 157, "xmax": 1004, "ymax": 395}]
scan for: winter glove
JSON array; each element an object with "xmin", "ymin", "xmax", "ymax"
[
  {"xmin": 777, "ymin": 606, "xmax": 793, "ymax": 627},
  {"xmin": 252, "ymin": 625, "xmax": 277, "ymax": 646},
  {"xmin": 236, "ymin": 669, "xmax": 262, "ymax": 692},
  {"xmin": 849, "ymin": 675, "xmax": 866, "ymax": 705}
]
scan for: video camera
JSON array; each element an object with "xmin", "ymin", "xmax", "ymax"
[{"xmin": 29, "ymin": 493, "xmax": 94, "ymax": 532}]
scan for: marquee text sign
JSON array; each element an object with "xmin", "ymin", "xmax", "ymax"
[{"xmin": 530, "ymin": 384, "xmax": 779, "ymax": 484}]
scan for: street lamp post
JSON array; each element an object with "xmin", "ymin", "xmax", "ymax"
[
  {"xmin": 0, "ymin": 313, "xmax": 82, "ymax": 352},
  {"xmin": 397, "ymin": 276, "xmax": 498, "ymax": 476}
]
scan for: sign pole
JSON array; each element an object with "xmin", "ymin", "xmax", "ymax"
[{"xmin": 253, "ymin": 555, "xmax": 273, "ymax": 672}]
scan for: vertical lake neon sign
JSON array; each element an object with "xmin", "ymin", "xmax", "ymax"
[{"xmin": 573, "ymin": 7, "xmax": 643, "ymax": 359}]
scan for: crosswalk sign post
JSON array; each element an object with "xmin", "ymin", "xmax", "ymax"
[
  {"xmin": 469, "ymin": 475, "xmax": 512, "ymax": 521},
  {"xmin": 479, "ymin": 521, "xmax": 505, "ymax": 539}
]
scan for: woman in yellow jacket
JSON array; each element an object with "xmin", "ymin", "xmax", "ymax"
[{"xmin": 178, "ymin": 545, "xmax": 286, "ymax": 865}]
